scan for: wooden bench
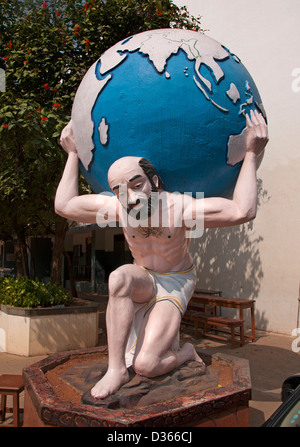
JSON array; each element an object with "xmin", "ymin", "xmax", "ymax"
[
  {"xmin": 0, "ymin": 375, "xmax": 24, "ymax": 427},
  {"xmin": 182, "ymin": 310, "xmax": 245, "ymax": 348},
  {"xmin": 193, "ymin": 288, "xmax": 222, "ymax": 296},
  {"xmin": 187, "ymin": 301, "xmax": 216, "ymax": 316},
  {"xmin": 188, "ymin": 294, "xmax": 256, "ymax": 343}
]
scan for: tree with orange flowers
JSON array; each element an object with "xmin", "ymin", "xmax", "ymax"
[{"xmin": 0, "ymin": 0, "xmax": 202, "ymax": 282}]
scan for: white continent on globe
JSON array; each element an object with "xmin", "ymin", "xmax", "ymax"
[
  {"xmin": 72, "ymin": 65, "xmax": 111, "ymax": 169},
  {"xmin": 72, "ymin": 28, "xmax": 265, "ymax": 180},
  {"xmin": 72, "ymin": 28, "xmax": 256, "ymax": 171}
]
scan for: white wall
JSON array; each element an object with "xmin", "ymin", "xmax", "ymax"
[{"xmin": 175, "ymin": 0, "xmax": 300, "ymax": 334}]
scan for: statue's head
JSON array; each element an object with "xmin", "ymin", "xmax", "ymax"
[{"xmin": 107, "ymin": 156, "xmax": 162, "ymax": 216}]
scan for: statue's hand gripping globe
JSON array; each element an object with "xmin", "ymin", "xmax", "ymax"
[{"xmin": 72, "ymin": 28, "xmax": 266, "ymax": 197}]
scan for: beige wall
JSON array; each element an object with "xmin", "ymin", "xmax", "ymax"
[{"xmin": 175, "ymin": 0, "xmax": 300, "ymax": 334}]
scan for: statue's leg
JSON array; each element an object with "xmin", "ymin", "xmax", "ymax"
[
  {"xmin": 133, "ymin": 300, "xmax": 204, "ymax": 378},
  {"xmin": 170, "ymin": 330, "xmax": 180, "ymax": 351},
  {"xmin": 91, "ymin": 264, "xmax": 154, "ymax": 399}
]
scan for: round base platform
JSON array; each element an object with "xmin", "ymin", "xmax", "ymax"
[{"xmin": 23, "ymin": 346, "xmax": 251, "ymax": 427}]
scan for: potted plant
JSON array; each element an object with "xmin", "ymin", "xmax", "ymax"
[{"xmin": 0, "ymin": 277, "xmax": 99, "ymax": 356}]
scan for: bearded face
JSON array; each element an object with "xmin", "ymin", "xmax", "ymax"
[
  {"xmin": 108, "ymin": 157, "xmax": 162, "ymax": 224},
  {"xmin": 126, "ymin": 179, "xmax": 158, "ymax": 218}
]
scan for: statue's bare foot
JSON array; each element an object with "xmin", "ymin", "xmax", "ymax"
[
  {"xmin": 91, "ymin": 368, "xmax": 130, "ymax": 399},
  {"xmin": 183, "ymin": 342, "xmax": 206, "ymax": 368}
]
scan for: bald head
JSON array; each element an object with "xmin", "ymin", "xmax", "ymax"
[
  {"xmin": 107, "ymin": 156, "xmax": 162, "ymax": 192},
  {"xmin": 107, "ymin": 156, "xmax": 142, "ymax": 190}
]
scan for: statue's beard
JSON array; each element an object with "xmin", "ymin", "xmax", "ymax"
[
  {"xmin": 127, "ymin": 183, "xmax": 158, "ymax": 218},
  {"xmin": 126, "ymin": 183, "xmax": 162, "ymax": 237}
]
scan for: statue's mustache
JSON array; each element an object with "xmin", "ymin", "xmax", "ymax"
[
  {"xmin": 126, "ymin": 188, "xmax": 158, "ymax": 217},
  {"xmin": 127, "ymin": 197, "xmax": 146, "ymax": 213}
]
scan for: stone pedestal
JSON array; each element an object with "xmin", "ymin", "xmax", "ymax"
[
  {"xmin": 23, "ymin": 346, "xmax": 251, "ymax": 427},
  {"xmin": 0, "ymin": 299, "xmax": 99, "ymax": 356}
]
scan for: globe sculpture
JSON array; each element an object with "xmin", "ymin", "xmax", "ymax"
[{"xmin": 72, "ymin": 28, "xmax": 266, "ymax": 197}]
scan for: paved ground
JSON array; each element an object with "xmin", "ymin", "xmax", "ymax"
[
  {"xmin": 189, "ymin": 330, "xmax": 300, "ymax": 427},
  {"xmin": 0, "ymin": 292, "xmax": 299, "ymax": 427}
]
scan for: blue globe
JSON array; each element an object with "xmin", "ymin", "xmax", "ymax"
[{"xmin": 72, "ymin": 29, "xmax": 266, "ymax": 198}]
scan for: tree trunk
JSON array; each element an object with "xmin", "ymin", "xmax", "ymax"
[
  {"xmin": 64, "ymin": 250, "xmax": 77, "ymax": 297},
  {"xmin": 12, "ymin": 230, "xmax": 25, "ymax": 277},
  {"xmin": 50, "ymin": 217, "xmax": 68, "ymax": 285},
  {"xmin": 12, "ymin": 228, "xmax": 29, "ymax": 278},
  {"xmin": 21, "ymin": 234, "xmax": 30, "ymax": 277}
]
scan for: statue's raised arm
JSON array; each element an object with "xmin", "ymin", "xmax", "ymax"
[{"xmin": 55, "ymin": 121, "xmax": 119, "ymax": 224}]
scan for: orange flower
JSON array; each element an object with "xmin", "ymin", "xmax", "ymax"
[
  {"xmin": 74, "ymin": 25, "xmax": 81, "ymax": 35},
  {"xmin": 3, "ymin": 124, "xmax": 8, "ymax": 129},
  {"xmin": 42, "ymin": 2, "xmax": 48, "ymax": 9},
  {"xmin": 43, "ymin": 83, "xmax": 50, "ymax": 90},
  {"xmin": 53, "ymin": 103, "xmax": 61, "ymax": 110},
  {"xmin": 41, "ymin": 117, "xmax": 48, "ymax": 122}
]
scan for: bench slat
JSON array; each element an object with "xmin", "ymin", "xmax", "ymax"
[{"xmin": 182, "ymin": 311, "xmax": 245, "ymax": 348}]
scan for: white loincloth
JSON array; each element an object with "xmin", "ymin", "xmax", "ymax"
[{"xmin": 125, "ymin": 265, "xmax": 196, "ymax": 367}]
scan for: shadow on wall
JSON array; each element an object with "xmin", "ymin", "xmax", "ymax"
[{"xmin": 190, "ymin": 179, "xmax": 270, "ymax": 330}]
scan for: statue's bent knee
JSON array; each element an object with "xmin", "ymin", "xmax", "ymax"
[
  {"xmin": 108, "ymin": 266, "xmax": 133, "ymax": 297},
  {"xmin": 133, "ymin": 352, "xmax": 159, "ymax": 378}
]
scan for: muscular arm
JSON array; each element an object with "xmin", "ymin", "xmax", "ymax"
[
  {"xmin": 54, "ymin": 121, "xmax": 118, "ymax": 224},
  {"xmin": 203, "ymin": 150, "xmax": 258, "ymax": 227},
  {"xmin": 184, "ymin": 110, "xmax": 269, "ymax": 228}
]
